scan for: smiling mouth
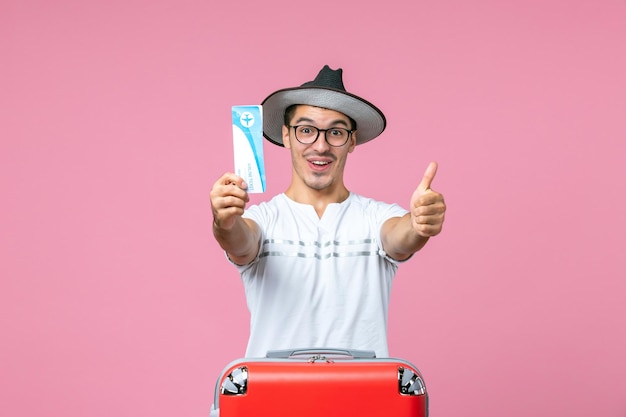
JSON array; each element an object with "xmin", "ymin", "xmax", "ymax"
[{"xmin": 310, "ymin": 160, "xmax": 331, "ymax": 166}]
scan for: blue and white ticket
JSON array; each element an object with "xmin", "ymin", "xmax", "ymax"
[{"xmin": 232, "ymin": 105, "xmax": 266, "ymax": 193}]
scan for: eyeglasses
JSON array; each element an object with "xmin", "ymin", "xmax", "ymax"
[{"xmin": 289, "ymin": 125, "xmax": 354, "ymax": 147}]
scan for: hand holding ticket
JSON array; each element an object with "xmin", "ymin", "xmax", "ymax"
[{"xmin": 232, "ymin": 105, "xmax": 266, "ymax": 193}]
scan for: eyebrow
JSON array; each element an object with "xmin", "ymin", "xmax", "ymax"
[{"xmin": 293, "ymin": 117, "xmax": 350, "ymax": 128}]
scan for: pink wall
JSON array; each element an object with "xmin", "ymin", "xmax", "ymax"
[{"xmin": 2, "ymin": 1, "xmax": 625, "ymax": 416}]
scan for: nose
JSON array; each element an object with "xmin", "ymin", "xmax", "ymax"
[{"xmin": 311, "ymin": 130, "xmax": 331, "ymax": 152}]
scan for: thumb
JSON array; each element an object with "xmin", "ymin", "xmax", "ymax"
[{"xmin": 417, "ymin": 161, "xmax": 438, "ymax": 192}]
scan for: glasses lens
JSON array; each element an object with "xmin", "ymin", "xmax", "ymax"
[
  {"xmin": 326, "ymin": 128, "xmax": 349, "ymax": 146},
  {"xmin": 294, "ymin": 125, "xmax": 318, "ymax": 144}
]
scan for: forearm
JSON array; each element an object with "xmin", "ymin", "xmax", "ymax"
[
  {"xmin": 213, "ymin": 217, "xmax": 260, "ymax": 265},
  {"xmin": 381, "ymin": 214, "xmax": 430, "ymax": 261}
]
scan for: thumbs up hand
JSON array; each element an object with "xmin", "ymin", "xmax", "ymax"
[{"xmin": 410, "ymin": 162, "xmax": 446, "ymax": 237}]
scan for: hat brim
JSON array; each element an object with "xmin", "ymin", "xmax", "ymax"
[{"xmin": 261, "ymin": 86, "xmax": 386, "ymax": 147}]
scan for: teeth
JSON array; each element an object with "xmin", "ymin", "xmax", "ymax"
[{"xmin": 311, "ymin": 161, "xmax": 329, "ymax": 165}]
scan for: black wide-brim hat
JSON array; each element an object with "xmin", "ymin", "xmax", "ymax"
[{"xmin": 261, "ymin": 65, "xmax": 386, "ymax": 147}]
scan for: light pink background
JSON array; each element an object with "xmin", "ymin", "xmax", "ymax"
[{"xmin": 2, "ymin": 1, "xmax": 625, "ymax": 416}]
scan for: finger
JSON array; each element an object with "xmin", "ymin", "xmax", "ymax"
[
  {"xmin": 211, "ymin": 174, "xmax": 250, "ymax": 210},
  {"xmin": 414, "ymin": 204, "xmax": 445, "ymax": 219},
  {"xmin": 412, "ymin": 211, "xmax": 445, "ymax": 234},
  {"xmin": 214, "ymin": 193, "xmax": 246, "ymax": 209},
  {"xmin": 418, "ymin": 161, "xmax": 438, "ymax": 192},
  {"xmin": 219, "ymin": 173, "xmax": 248, "ymax": 189},
  {"xmin": 412, "ymin": 222, "xmax": 443, "ymax": 237},
  {"xmin": 415, "ymin": 190, "xmax": 445, "ymax": 207}
]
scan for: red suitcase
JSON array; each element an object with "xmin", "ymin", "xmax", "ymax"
[{"xmin": 210, "ymin": 348, "xmax": 428, "ymax": 417}]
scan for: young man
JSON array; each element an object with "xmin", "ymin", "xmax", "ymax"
[{"xmin": 210, "ymin": 65, "xmax": 446, "ymax": 357}]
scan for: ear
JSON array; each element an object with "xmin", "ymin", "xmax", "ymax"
[
  {"xmin": 282, "ymin": 125, "xmax": 291, "ymax": 148},
  {"xmin": 348, "ymin": 131, "xmax": 357, "ymax": 153}
]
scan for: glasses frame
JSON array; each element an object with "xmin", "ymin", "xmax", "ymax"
[{"xmin": 289, "ymin": 125, "xmax": 354, "ymax": 147}]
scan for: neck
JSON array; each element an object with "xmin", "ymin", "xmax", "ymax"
[{"xmin": 285, "ymin": 185, "xmax": 350, "ymax": 218}]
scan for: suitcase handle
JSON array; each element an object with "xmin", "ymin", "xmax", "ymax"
[{"xmin": 265, "ymin": 348, "xmax": 377, "ymax": 359}]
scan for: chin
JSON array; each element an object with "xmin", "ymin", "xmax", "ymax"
[{"xmin": 305, "ymin": 178, "xmax": 333, "ymax": 191}]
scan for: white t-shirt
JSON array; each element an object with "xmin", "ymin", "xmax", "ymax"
[{"xmin": 232, "ymin": 193, "xmax": 408, "ymax": 358}]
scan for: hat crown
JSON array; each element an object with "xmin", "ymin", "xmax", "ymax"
[
  {"xmin": 301, "ymin": 65, "xmax": 346, "ymax": 91},
  {"xmin": 261, "ymin": 65, "xmax": 386, "ymax": 147}
]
